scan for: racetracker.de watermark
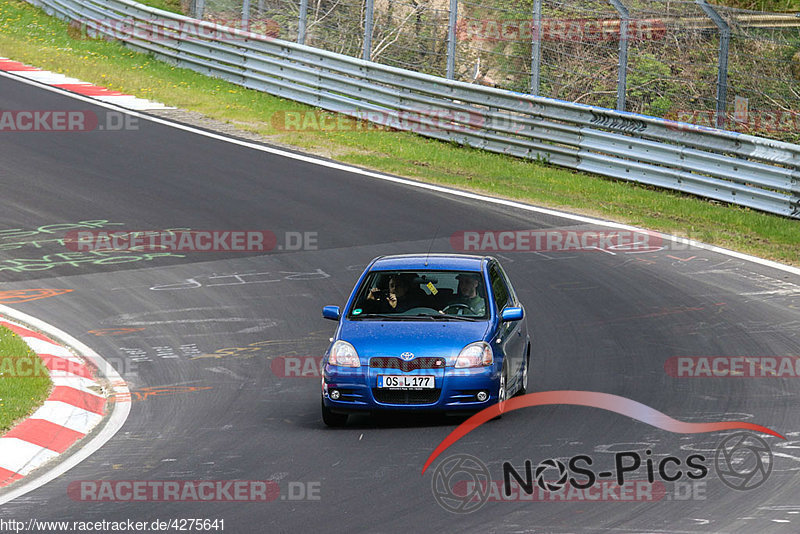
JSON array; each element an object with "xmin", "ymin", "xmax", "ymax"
[
  {"xmin": 0, "ymin": 354, "xmax": 137, "ymax": 379},
  {"xmin": 665, "ymin": 356, "xmax": 800, "ymax": 378},
  {"xmin": 64, "ymin": 230, "xmax": 318, "ymax": 252},
  {"xmin": 0, "ymin": 111, "xmax": 137, "ymax": 132},
  {"xmin": 451, "ymin": 229, "xmax": 665, "ymax": 253},
  {"xmin": 67, "ymin": 480, "xmax": 321, "ymax": 502},
  {"xmin": 0, "ymin": 355, "xmax": 51, "ymax": 378},
  {"xmin": 271, "ymin": 356, "xmax": 323, "ymax": 378},
  {"xmin": 69, "ymin": 17, "xmax": 280, "ymax": 42},
  {"xmin": 670, "ymin": 110, "xmax": 800, "ymax": 132},
  {"xmin": 456, "ymin": 17, "xmax": 666, "ymax": 42},
  {"xmin": 270, "ymin": 109, "xmax": 484, "ymax": 134},
  {"xmin": 451, "ymin": 479, "xmax": 707, "ymax": 502}
]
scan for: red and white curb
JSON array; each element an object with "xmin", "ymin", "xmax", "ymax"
[
  {"xmin": 0, "ymin": 307, "xmax": 130, "ymax": 503},
  {"xmin": 0, "ymin": 319, "xmax": 105, "ymax": 486},
  {"xmin": 0, "ymin": 57, "xmax": 172, "ymax": 111}
]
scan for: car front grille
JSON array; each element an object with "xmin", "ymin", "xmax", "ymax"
[
  {"xmin": 369, "ymin": 357, "xmax": 445, "ymax": 371},
  {"xmin": 372, "ymin": 388, "xmax": 441, "ymax": 404}
]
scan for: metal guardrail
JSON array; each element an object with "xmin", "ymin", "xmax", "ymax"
[{"xmin": 27, "ymin": 0, "xmax": 800, "ymax": 218}]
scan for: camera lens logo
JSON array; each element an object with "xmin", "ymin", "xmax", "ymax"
[
  {"xmin": 715, "ymin": 432, "xmax": 773, "ymax": 491},
  {"xmin": 534, "ymin": 458, "xmax": 568, "ymax": 491},
  {"xmin": 431, "ymin": 454, "xmax": 491, "ymax": 513}
]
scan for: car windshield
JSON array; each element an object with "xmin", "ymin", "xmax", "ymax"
[{"xmin": 348, "ymin": 270, "xmax": 488, "ymax": 320}]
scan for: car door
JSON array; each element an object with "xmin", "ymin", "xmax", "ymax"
[{"xmin": 488, "ymin": 262, "xmax": 524, "ymax": 392}]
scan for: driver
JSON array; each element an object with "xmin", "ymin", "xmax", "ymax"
[{"xmin": 446, "ymin": 273, "xmax": 485, "ymax": 315}]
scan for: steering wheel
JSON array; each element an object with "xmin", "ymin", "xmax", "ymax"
[{"xmin": 441, "ymin": 303, "xmax": 478, "ymax": 315}]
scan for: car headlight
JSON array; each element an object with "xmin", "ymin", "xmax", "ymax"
[
  {"xmin": 328, "ymin": 340, "xmax": 360, "ymax": 368},
  {"xmin": 455, "ymin": 341, "xmax": 493, "ymax": 368}
]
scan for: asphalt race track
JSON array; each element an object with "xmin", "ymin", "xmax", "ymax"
[{"xmin": 2, "ymin": 73, "xmax": 800, "ymax": 533}]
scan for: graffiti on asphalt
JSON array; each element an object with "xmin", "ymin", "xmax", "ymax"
[
  {"xmin": 149, "ymin": 269, "xmax": 330, "ymax": 291},
  {"xmin": 0, "ymin": 251, "xmax": 186, "ymax": 273},
  {"xmin": 0, "ymin": 221, "xmax": 190, "ymax": 273},
  {"xmin": 0, "ymin": 220, "xmax": 126, "ymax": 251},
  {"xmin": 0, "ymin": 288, "xmax": 74, "ymax": 303},
  {"xmin": 119, "ymin": 344, "xmax": 203, "ymax": 362}
]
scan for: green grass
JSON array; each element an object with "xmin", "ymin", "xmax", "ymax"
[
  {"xmin": 713, "ymin": 0, "xmax": 799, "ymax": 11},
  {"xmin": 0, "ymin": 326, "xmax": 52, "ymax": 433},
  {"xmin": 0, "ymin": 0, "xmax": 798, "ymax": 265},
  {"xmin": 137, "ymin": 0, "xmax": 182, "ymax": 13}
]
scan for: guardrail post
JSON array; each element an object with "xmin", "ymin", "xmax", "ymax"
[
  {"xmin": 530, "ymin": 0, "xmax": 541, "ymax": 94},
  {"xmin": 194, "ymin": 0, "xmax": 205, "ymax": 20},
  {"xmin": 697, "ymin": 0, "xmax": 730, "ymax": 129},
  {"xmin": 609, "ymin": 0, "xmax": 629, "ymax": 111},
  {"xmin": 446, "ymin": 0, "xmax": 458, "ymax": 79},
  {"xmin": 241, "ymin": 0, "xmax": 250, "ymax": 30},
  {"xmin": 363, "ymin": 0, "xmax": 374, "ymax": 61},
  {"xmin": 297, "ymin": 0, "xmax": 308, "ymax": 45}
]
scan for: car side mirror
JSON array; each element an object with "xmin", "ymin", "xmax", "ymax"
[
  {"xmin": 500, "ymin": 307, "xmax": 524, "ymax": 322},
  {"xmin": 322, "ymin": 306, "xmax": 341, "ymax": 321}
]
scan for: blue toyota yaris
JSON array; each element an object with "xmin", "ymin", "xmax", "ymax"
[{"xmin": 320, "ymin": 254, "xmax": 531, "ymax": 426}]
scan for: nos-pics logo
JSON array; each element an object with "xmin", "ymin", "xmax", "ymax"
[{"xmin": 431, "ymin": 432, "xmax": 773, "ymax": 513}]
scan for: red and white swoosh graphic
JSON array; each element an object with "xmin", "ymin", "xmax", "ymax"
[{"xmin": 422, "ymin": 390, "xmax": 784, "ymax": 474}]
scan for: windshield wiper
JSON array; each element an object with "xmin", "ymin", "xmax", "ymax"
[
  {"xmin": 353, "ymin": 313, "xmax": 407, "ymax": 320},
  {"xmin": 408, "ymin": 313, "xmax": 478, "ymax": 322}
]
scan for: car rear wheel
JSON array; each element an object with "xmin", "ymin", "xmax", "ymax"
[{"xmin": 321, "ymin": 397, "xmax": 348, "ymax": 427}]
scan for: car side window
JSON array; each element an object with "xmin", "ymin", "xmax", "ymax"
[
  {"xmin": 496, "ymin": 263, "xmax": 518, "ymax": 305},
  {"xmin": 489, "ymin": 264, "xmax": 510, "ymax": 312}
]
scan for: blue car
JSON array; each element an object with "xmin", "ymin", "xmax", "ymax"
[{"xmin": 320, "ymin": 254, "xmax": 530, "ymax": 426}]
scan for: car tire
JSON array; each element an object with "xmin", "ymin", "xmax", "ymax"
[
  {"xmin": 321, "ymin": 397, "xmax": 348, "ymax": 427},
  {"xmin": 494, "ymin": 360, "xmax": 508, "ymax": 420},
  {"xmin": 517, "ymin": 344, "xmax": 530, "ymax": 396}
]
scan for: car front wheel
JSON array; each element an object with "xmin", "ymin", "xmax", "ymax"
[
  {"xmin": 518, "ymin": 344, "xmax": 530, "ymax": 396},
  {"xmin": 321, "ymin": 397, "xmax": 348, "ymax": 427},
  {"xmin": 495, "ymin": 361, "xmax": 508, "ymax": 419}
]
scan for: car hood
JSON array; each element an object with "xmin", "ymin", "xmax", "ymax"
[{"xmin": 337, "ymin": 320, "xmax": 491, "ymax": 363}]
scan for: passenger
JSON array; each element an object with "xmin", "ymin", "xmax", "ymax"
[{"xmin": 365, "ymin": 274, "xmax": 422, "ymax": 313}]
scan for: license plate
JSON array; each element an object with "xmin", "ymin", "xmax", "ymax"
[{"xmin": 377, "ymin": 375, "xmax": 435, "ymax": 389}]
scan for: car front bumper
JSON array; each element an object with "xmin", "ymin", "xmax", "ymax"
[{"xmin": 321, "ymin": 362, "xmax": 500, "ymax": 413}]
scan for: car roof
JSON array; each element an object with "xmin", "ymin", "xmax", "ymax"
[{"xmin": 369, "ymin": 254, "xmax": 490, "ymax": 272}]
